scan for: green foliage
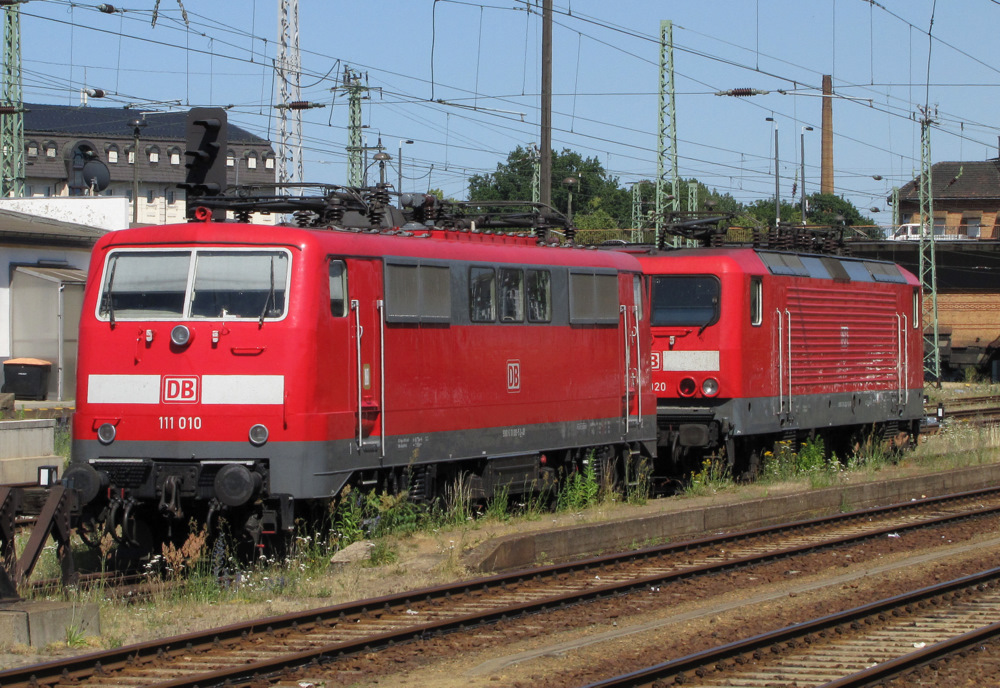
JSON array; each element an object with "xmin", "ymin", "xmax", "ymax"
[
  {"xmin": 684, "ymin": 456, "xmax": 733, "ymax": 496},
  {"xmin": 624, "ymin": 456, "xmax": 651, "ymax": 505},
  {"xmin": 365, "ymin": 540, "xmax": 398, "ymax": 567},
  {"xmin": 65, "ymin": 623, "xmax": 88, "ymax": 648},
  {"xmin": 463, "ymin": 146, "xmax": 879, "ymax": 237},
  {"xmin": 484, "ymin": 485, "xmax": 511, "ymax": 522},
  {"xmin": 331, "ymin": 486, "xmax": 365, "ymax": 548},
  {"xmin": 795, "ymin": 437, "xmax": 826, "ymax": 473},
  {"xmin": 806, "ymin": 192, "xmax": 875, "ymax": 226},
  {"xmin": 55, "ymin": 423, "xmax": 71, "ymax": 460},
  {"xmin": 468, "ymin": 147, "xmax": 630, "ymax": 225},
  {"xmin": 758, "ymin": 438, "xmax": 844, "ymax": 488},
  {"xmin": 555, "ymin": 460, "xmax": 600, "ymax": 511}
]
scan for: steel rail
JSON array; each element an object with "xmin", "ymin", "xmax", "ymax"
[
  {"xmin": 579, "ymin": 567, "xmax": 1000, "ymax": 688},
  {"xmin": 2, "ymin": 486, "xmax": 1000, "ymax": 688}
]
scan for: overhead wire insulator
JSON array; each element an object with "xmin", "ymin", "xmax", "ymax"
[
  {"xmin": 278, "ymin": 101, "xmax": 326, "ymax": 110},
  {"xmin": 715, "ymin": 88, "xmax": 770, "ymax": 97},
  {"xmin": 96, "ymin": 4, "xmax": 117, "ymax": 13}
]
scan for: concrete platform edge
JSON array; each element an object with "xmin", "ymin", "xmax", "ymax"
[
  {"xmin": 0, "ymin": 601, "xmax": 100, "ymax": 649},
  {"xmin": 466, "ymin": 464, "xmax": 1000, "ymax": 572}
]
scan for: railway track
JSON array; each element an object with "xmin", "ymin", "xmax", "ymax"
[
  {"xmin": 3, "ymin": 486, "xmax": 1000, "ymax": 688},
  {"xmin": 584, "ymin": 566, "xmax": 1000, "ymax": 688}
]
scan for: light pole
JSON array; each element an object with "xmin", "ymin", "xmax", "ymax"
[
  {"xmin": 130, "ymin": 118, "xmax": 147, "ymax": 225},
  {"xmin": 766, "ymin": 117, "xmax": 779, "ymax": 226},
  {"xmin": 373, "ymin": 151, "xmax": 391, "ymax": 186},
  {"xmin": 563, "ymin": 176, "xmax": 578, "ymax": 225},
  {"xmin": 800, "ymin": 125, "xmax": 813, "ymax": 225},
  {"xmin": 397, "ymin": 139, "xmax": 413, "ymax": 192}
]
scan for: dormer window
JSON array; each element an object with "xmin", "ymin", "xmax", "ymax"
[
  {"xmin": 44, "ymin": 141, "xmax": 57, "ymax": 158},
  {"xmin": 146, "ymin": 145, "xmax": 160, "ymax": 164},
  {"xmin": 169, "ymin": 147, "xmax": 182, "ymax": 165},
  {"xmin": 106, "ymin": 143, "xmax": 120, "ymax": 164},
  {"xmin": 26, "ymin": 141, "xmax": 38, "ymax": 157},
  {"xmin": 246, "ymin": 152, "xmax": 258, "ymax": 170}
]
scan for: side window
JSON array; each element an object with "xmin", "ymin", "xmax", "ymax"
[
  {"xmin": 329, "ymin": 260, "xmax": 347, "ymax": 317},
  {"xmin": 750, "ymin": 276, "xmax": 762, "ymax": 326},
  {"xmin": 570, "ymin": 271, "xmax": 619, "ymax": 325},
  {"xmin": 632, "ymin": 275, "xmax": 644, "ymax": 321},
  {"xmin": 913, "ymin": 288, "xmax": 920, "ymax": 328},
  {"xmin": 384, "ymin": 263, "xmax": 451, "ymax": 323},
  {"xmin": 498, "ymin": 268, "xmax": 524, "ymax": 322},
  {"xmin": 526, "ymin": 269, "xmax": 551, "ymax": 323},
  {"xmin": 470, "ymin": 267, "xmax": 496, "ymax": 322}
]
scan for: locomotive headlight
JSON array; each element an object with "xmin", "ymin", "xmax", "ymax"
[
  {"xmin": 702, "ymin": 377, "xmax": 720, "ymax": 397},
  {"xmin": 249, "ymin": 423, "xmax": 269, "ymax": 446},
  {"xmin": 678, "ymin": 377, "xmax": 697, "ymax": 397},
  {"xmin": 97, "ymin": 422, "xmax": 117, "ymax": 445},
  {"xmin": 170, "ymin": 324, "xmax": 192, "ymax": 347}
]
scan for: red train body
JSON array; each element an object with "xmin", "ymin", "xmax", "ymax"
[
  {"xmin": 632, "ymin": 247, "xmax": 924, "ymax": 474},
  {"xmin": 66, "ymin": 221, "xmax": 656, "ymax": 546}
]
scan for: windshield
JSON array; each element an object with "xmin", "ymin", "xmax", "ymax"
[
  {"xmin": 98, "ymin": 248, "xmax": 290, "ymax": 321},
  {"xmin": 650, "ymin": 275, "xmax": 720, "ymax": 327}
]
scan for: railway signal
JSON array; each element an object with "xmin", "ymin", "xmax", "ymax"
[{"xmin": 181, "ymin": 107, "xmax": 228, "ymax": 198}]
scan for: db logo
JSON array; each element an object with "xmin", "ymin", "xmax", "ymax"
[
  {"xmin": 162, "ymin": 376, "xmax": 199, "ymax": 403},
  {"xmin": 506, "ymin": 360, "xmax": 521, "ymax": 393}
]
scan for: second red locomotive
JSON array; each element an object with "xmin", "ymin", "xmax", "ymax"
[{"xmin": 630, "ymin": 246, "xmax": 924, "ymax": 476}]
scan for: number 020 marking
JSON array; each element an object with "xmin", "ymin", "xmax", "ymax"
[{"xmin": 159, "ymin": 416, "xmax": 202, "ymax": 430}]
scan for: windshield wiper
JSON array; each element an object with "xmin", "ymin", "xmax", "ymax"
[
  {"xmin": 104, "ymin": 257, "xmax": 118, "ymax": 329},
  {"xmin": 259, "ymin": 256, "xmax": 276, "ymax": 327}
]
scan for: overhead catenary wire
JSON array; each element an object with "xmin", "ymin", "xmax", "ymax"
[{"xmin": 16, "ymin": 1, "xmax": 1000, "ymax": 205}]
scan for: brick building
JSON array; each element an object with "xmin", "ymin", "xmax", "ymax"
[
  {"xmin": 896, "ymin": 159, "xmax": 1000, "ymax": 239},
  {"xmin": 22, "ymin": 103, "xmax": 276, "ymax": 224}
]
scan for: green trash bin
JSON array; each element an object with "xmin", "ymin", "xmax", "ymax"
[{"xmin": 2, "ymin": 358, "xmax": 52, "ymax": 400}]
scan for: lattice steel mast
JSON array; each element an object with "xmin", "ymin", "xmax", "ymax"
[
  {"xmin": 917, "ymin": 106, "xmax": 940, "ymax": 379},
  {"xmin": 334, "ymin": 68, "xmax": 370, "ymax": 187},
  {"xmin": 277, "ymin": 0, "xmax": 302, "ymax": 186},
  {"xmin": 655, "ymin": 20, "xmax": 679, "ymax": 246},
  {"xmin": 1, "ymin": 2, "xmax": 24, "ymax": 197}
]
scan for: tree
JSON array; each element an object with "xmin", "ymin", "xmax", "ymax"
[
  {"xmin": 733, "ymin": 199, "xmax": 803, "ymax": 229},
  {"xmin": 468, "ymin": 147, "xmax": 631, "ymax": 227},
  {"xmin": 806, "ymin": 193, "xmax": 875, "ymax": 226}
]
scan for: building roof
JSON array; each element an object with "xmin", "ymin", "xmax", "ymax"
[
  {"xmin": 0, "ymin": 208, "xmax": 107, "ymax": 248},
  {"xmin": 897, "ymin": 160, "xmax": 1000, "ymax": 202},
  {"xmin": 24, "ymin": 103, "xmax": 267, "ymax": 144}
]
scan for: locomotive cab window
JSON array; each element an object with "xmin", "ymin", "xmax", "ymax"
[
  {"xmin": 97, "ymin": 248, "xmax": 291, "ymax": 322},
  {"xmin": 526, "ymin": 269, "xmax": 551, "ymax": 323},
  {"xmin": 190, "ymin": 251, "xmax": 288, "ymax": 319},
  {"xmin": 750, "ymin": 276, "xmax": 762, "ymax": 326},
  {"xmin": 470, "ymin": 267, "xmax": 496, "ymax": 322},
  {"xmin": 650, "ymin": 275, "xmax": 720, "ymax": 328},
  {"xmin": 329, "ymin": 260, "xmax": 347, "ymax": 317},
  {"xmin": 99, "ymin": 251, "xmax": 189, "ymax": 319}
]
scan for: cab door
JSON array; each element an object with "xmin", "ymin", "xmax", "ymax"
[
  {"xmin": 620, "ymin": 272, "xmax": 643, "ymax": 435},
  {"xmin": 346, "ymin": 258, "xmax": 385, "ymax": 456}
]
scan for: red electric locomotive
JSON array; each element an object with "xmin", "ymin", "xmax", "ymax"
[
  {"xmin": 633, "ymin": 247, "xmax": 923, "ymax": 475},
  {"xmin": 64, "ymin": 216, "xmax": 655, "ymax": 548}
]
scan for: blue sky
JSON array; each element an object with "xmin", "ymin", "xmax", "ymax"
[{"xmin": 16, "ymin": 1, "xmax": 999, "ymax": 226}]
